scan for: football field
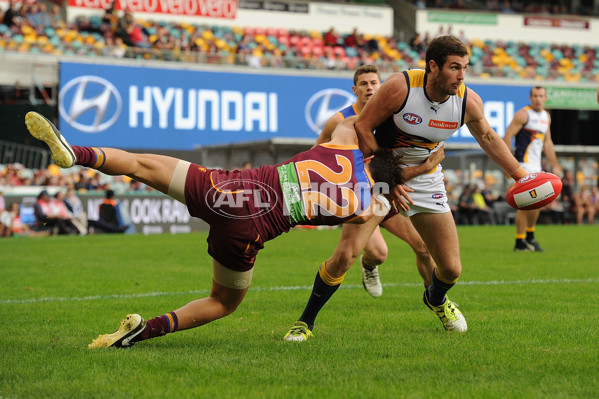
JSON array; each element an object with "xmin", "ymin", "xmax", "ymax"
[{"xmin": 1, "ymin": 225, "xmax": 598, "ymax": 398}]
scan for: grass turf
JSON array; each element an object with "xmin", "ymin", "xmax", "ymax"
[{"xmin": 1, "ymin": 225, "xmax": 598, "ymax": 398}]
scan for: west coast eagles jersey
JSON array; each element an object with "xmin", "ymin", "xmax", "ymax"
[
  {"xmin": 374, "ymin": 69, "xmax": 466, "ymax": 167},
  {"xmin": 513, "ymin": 106, "xmax": 549, "ymax": 172}
]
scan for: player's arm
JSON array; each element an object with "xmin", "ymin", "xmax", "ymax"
[
  {"xmin": 543, "ymin": 117, "xmax": 561, "ymax": 174},
  {"xmin": 465, "ymin": 89, "xmax": 527, "ymax": 181},
  {"xmin": 314, "ymin": 114, "xmax": 342, "ymax": 147},
  {"xmin": 503, "ymin": 108, "xmax": 527, "ymax": 152},
  {"xmin": 347, "ymin": 195, "xmax": 390, "ymax": 224},
  {"xmin": 402, "ymin": 145, "xmax": 445, "ymax": 181},
  {"xmin": 354, "ymin": 73, "xmax": 408, "ymax": 157},
  {"xmin": 327, "ymin": 116, "xmax": 359, "ymax": 146}
]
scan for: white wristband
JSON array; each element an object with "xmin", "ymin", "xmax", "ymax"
[{"xmin": 374, "ymin": 194, "xmax": 391, "ymax": 212}]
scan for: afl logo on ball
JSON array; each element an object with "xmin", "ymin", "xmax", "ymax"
[
  {"xmin": 403, "ymin": 113, "xmax": 422, "ymax": 125},
  {"xmin": 518, "ymin": 174, "xmax": 537, "ymax": 183}
]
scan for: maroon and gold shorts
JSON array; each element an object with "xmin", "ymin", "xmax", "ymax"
[{"xmin": 167, "ymin": 161, "xmax": 265, "ymax": 282}]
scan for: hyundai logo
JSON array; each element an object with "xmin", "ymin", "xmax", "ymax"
[
  {"xmin": 305, "ymin": 88, "xmax": 355, "ymax": 134},
  {"xmin": 59, "ymin": 75, "xmax": 122, "ymax": 133}
]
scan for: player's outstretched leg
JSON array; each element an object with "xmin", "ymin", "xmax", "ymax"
[
  {"xmin": 25, "ymin": 111, "xmax": 179, "ymax": 197},
  {"xmin": 88, "ymin": 314, "xmax": 148, "ymax": 348},
  {"xmin": 25, "ymin": 112, "xmax": 76, "ymax": 168}
]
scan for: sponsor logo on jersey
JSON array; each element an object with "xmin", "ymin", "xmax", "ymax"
[
  {"xmin": 305, "ymin": 88, "xmax": 355, "ymax": 134},
  {"xmin": 59, "ymin": 75, "xmax": 122, "ymax": 133},
  {"xmin": 403, "ymin": 113, "xmax": 423, "ymax": 125},
  {"xmin": 428, "ymin": 119, "xmax": 459, "ymax": 129}
]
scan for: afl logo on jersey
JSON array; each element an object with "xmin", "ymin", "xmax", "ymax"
[
  {"xmin": 403, "ymin": 113, "xmax": 422, "ymax": 125},
  {"xmin": 432, "ymin": 193, "xmax": 445, "ymax": 199}
]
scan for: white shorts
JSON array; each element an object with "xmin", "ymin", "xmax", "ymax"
[
  {"xmin": 520, "ymin": 162, "xmax": 541, "ymax": 174},
  {"xmin": 401, "ymin": 168, "xmax": 451, "ymax": 217}
]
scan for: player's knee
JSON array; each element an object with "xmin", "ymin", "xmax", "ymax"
[
  {"xmin": 363, "ymin": 248, "xmax": 387, "ymax": 266},
  {"xmin": 438, "ymin": 264, "xmax": 461, "ymax": 282}
]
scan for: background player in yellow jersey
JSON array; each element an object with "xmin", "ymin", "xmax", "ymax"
[
  {"xmin": 503, "ymin": 87, "xmax": 561, "ymax": 251},
  {"xmin": 354, "ymin": 35, "xmax": 529, "ymax": 333}
]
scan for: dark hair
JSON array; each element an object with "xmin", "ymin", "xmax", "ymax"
[
  {"xmin": 369, "ymin": 148, "xmax": 405, "ymax": 188},
  {"xmin": 425, "ymin": 35, "xmax": 469, "ymax": 73},
  {"xmin": 353, "ymin": 64, "xmax": 380, "ymax": 85},
  {"xmin": 530, "ymin": 86, "xmax": 546, "ymax": 96},
  {"xmin": 105, "ymin": 189, "xmax": 115, "ymax": 199}
]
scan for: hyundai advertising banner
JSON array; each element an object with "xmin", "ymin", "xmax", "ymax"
[{"xmin": 58, "ymin": 61, "xmax": 532, "ymax": 150}]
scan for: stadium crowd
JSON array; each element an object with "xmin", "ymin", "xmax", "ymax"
[
  {"xmin": 1, "ymin": 0, "xmax": 599, "ymax": 82},
  {"xmin": 0, "ymin": 162, "xmax": 139, "ymax": 237}
]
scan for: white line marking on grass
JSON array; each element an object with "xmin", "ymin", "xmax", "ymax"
[{"xmin": 2, "ymin": 278, "xmax": 598, "ymax": 305}]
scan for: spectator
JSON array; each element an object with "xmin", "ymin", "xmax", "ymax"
[
  {"xmin": 52, "ymin": 191, "xmax": 85, "ymax": 234},
  {"xmin": 343, "ymin": 28, "xmax": 360, "ymax": 49},
  {"xmin": 472, "ymin": 184, "xmax": 494, "ymax": 224},
  {"xmin": 89, "ymin": 189, "xmax": 128, "ymax": 233},
  {"xmin": 501, "ymin": 0, "xmax": 515, "ymax": 13},
  {"xmin": 449, "ymin": 0, "xmax": 467, "ymax": 10},
  {"xmin": 561, "ymin": 169, "xmax": 576, "ymax": 221},
  {"xmin": 129, "ymin": 179, "xmax": 144, "ymax": 191},
  {"xmin": 34, "ymin": 190, "xmax": 78, "ymax": 235},
  {"xmin": 576, "ymin": 185, "xmax": 596, "ymax": 224},
  {"xmin": 409, "ymin": 32, "xmax": 425, "ymax": 53},
  {"xmin": 49, "ymin": 4, "xmax": 65, "ymax": 29},
  {"xmin": 2, "ymin": 202, "xmax": 50, "ymax": 237},
  {"xmin": 323, "ymin": 27, "xmax": 340, "ymax": 47},
  {"xmin": 457, "ymin": 185, "xmax": 477, "ymax": 224},
  {"xmin": 2, "ymin": 0, "xmax": 18, "ymax": 27},
  {"xmin": 0, "ymin": 196, "xmax": 9, "ymax": 237},
  {"xmin": 64, "ymin": 187, "xmax": 88, "ymax": 235}
]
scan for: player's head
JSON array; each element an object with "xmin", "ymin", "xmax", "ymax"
[
  {"xmin": 368, "ymin": 148, "xmax": 405, "ymax": 189},
  {"xmin": 352, "ymin": 64, "xmax": 381, "ymax": 105},
  {"xmin": 425, "ymin": 35, "xmax": 469, "ymax": 73},
  {"xmin": 529, "ymin": 86, "xmax": 547, "ymax": 110},
  {"xmin": 426, "ymin": 35, "xmax": 469, "ymax": 96}
]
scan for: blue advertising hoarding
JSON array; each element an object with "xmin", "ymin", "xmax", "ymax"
[{"xmin": 58, "ymin": 61, "xmax": 532, "ymax": 150}]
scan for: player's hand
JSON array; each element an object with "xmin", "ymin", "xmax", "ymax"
[
  {"xmin": 390, "ymin": 184, "xmax": 414, "ymax": 212},
  {"xmin": 424, "ymin": 145, "xmax": 445, "ymax": 171}
]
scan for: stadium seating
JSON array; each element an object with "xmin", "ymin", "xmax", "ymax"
[{"xmin": 0, "ymin": 7, "xmax": 598, "ymax": 81}]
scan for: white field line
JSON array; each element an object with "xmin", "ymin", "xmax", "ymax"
[{"xmin": 2, "ymin": 277, "xmax": 599, "ymax": 305}]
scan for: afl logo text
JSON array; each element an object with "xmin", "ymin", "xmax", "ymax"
[{"xmin": 403, "ymin": 113, "xmax": 422, "ymax": 125}]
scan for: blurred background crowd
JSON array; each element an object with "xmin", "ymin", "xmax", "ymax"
[{"xmin": 0, "ymin": 0, "xmax": 598, "ymax": 82}]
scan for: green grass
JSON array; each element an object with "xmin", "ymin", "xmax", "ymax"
[{"xmin": 1, "ymin": 225, "xmax": 598, "ymax": 398}]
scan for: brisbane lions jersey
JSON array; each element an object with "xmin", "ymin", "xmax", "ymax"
[{"xmin": 249, "ymin": 144, "xmax": 374, "ymax": 242}]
